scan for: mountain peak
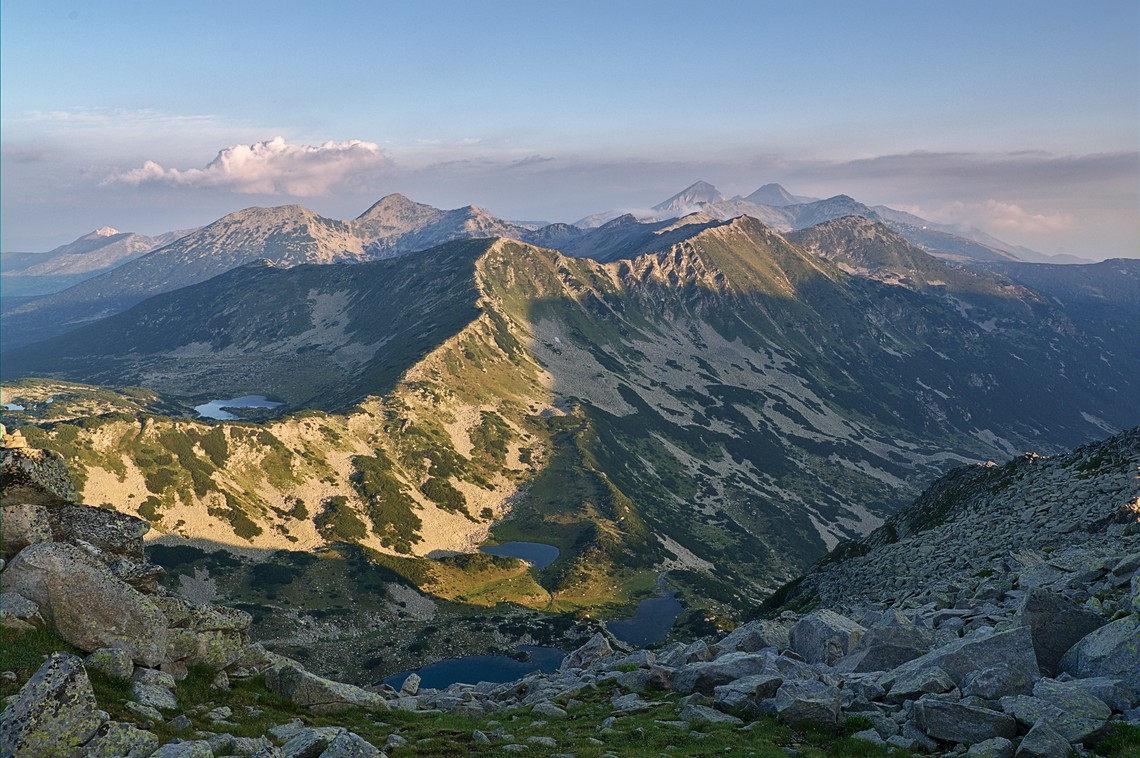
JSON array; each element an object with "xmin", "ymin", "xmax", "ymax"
[
  {"xmin": 744, "ymin": 183, "xmax": 798, "ymax": 207},
  {"xmin": 91, "ymin": 226, "xmax": 120, "ymax": 238},
  {"xmin": 652, "ymin": 181, "xmax": 725, "ymax": 214}
]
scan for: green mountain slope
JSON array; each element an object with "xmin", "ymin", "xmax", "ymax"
[{"xmin": 7, "ymin": 218, "xmax": 1139, "ymax": 620}]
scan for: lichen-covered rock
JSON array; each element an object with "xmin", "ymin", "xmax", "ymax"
[
  {"xmin": 789, "ymin": 609, "xmax": 865, "ymax": 665},
  {"xmin": 714, "ymin": 618, "xmax": 791, "ymax": 654},
  {"xmin": 320, "ymin": 730, "xmax": 383, "ymax": 757},
  {"xmin": 1014, "ymin": 719, "xmax": 1073, "ymax": 758},
  {"xmin": 965, "ymin": 736, "xmax": 1014, "ymax": 758},
  {"xmin": 264, "ymin": 664, "xmax": 389, "ymax": 713},
  {"xmin": 1016, "ymin": 587, "xmax": 1106, "ymax": 675},
  {"xmin": 82, "ymin": 720, "xmax": 161, "ymax": 758},
  {"xmin": 0, "ymin": 652, "xmax": 107, "ymax": 757},
  {"xmin": 880, "ymin": 626, "xmax": 1039, "ymax": 693},
  {"xmin": 130, "ymin": 667, "xmax": 178, "ymax": 712},
  {"xmin": 1, "ymin": 448, "xmax": 79, "ymax": 505},
  {"xmin": 46, "ymin": 504, "xmax": 149, "ymax": 562},
  {"xmin": 834, "ymin": 622, "xmax": 933, "ymax": 673},
  {"xmin": 560, "ymin": 633, "xmax": 613, "ymax": 670},
  {"xmin": 1, "ymin": 541, "xmax": 169, "ymax": 666},
  {"xmin": 149, "ymin": 740, "xmax": 214, "ymax": 757},
  {"xmin": 680, "ymin": 703, "xmax": 743, "ymax": 725},
  {"xmin": 772, "ymin": 679, "xmax": 842, "ymax": 730},
  {"xmin": 84, "ymin": 647, "xmax": 135, "ymax": 681},
  {"xmin": 1, "ymin": 502, "xmax": 53, "ymax": 560},
  {"xmin": 671, "ymin": 652, "xmax": 774, "ymax": 695},
  {"xmin": 0, "ymin": 590, "xmax": 44, "ymax": 632},
  {"xmin": 1058, "ymin": 615, "xmax": 1140, "ymax": 697},
  {"xmin": 712, "ymin": 673, "xmax": 784, "ymax": 714},
  {"xmin": 913, "ymin": 698, "xmax": 1017, "ymax": 744}
]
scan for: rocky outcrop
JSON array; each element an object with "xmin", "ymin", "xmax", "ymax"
[{"xmin": 0, "ymin": 652, "xmax": 107, "ymax": 757}]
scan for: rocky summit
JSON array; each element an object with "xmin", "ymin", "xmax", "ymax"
[{"xmin": 2, "ymin": 427, "xmax": 1137, "ymax": 756}]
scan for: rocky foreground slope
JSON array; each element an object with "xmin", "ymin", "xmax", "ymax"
[{"xmin": 2, "ymin": 429, "xmax": 1138, "ymax": 756}]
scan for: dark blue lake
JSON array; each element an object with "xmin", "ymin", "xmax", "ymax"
[
  {"xmin": 383, "ymin": 645, "xmax": 565, "ymax": 690},
  {"xmin": 606, "ymin": 589, "xmax": 683, "ymax": 647},
  {"xmin": 194, "ymin": 395, "xmax": 284, "ymax": 420},
  {"xmin": 479, "ymin": 541, "xmax": 559, "ymax": 569}
]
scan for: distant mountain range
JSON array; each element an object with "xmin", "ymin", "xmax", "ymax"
[
  {"xmin": 0, "ymin": 183, "xmax": 1092, "ymax": 349},
  {"xmin": 5, "ymin": 213, "xmax": 1137, "ymax": 611},
  {"xmin": 1, "ymin": 226, "xmax": 195, "ymax": 297}
]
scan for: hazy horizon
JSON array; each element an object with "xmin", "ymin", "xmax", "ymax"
[{"xmin": 2, "ymin": 1, "xmax": 1136, "ymax": 259}]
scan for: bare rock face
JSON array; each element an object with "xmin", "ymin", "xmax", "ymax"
[
  {"xmin": 1, "ymin": 448, "xmax": 79, "ymax": 505},
  {"xmin": 264, "ymin": 664, "xmax": 389, "ymax": 713},
  {"xmin": 1, "ymin": 541, "xmax": 169, "ymax": 666},
  {"xmin": 788, "ymin": 609, "xmax": 866, "ymax": 665},
  {"xmin": 46, "ymin": 504, "xmax": 149, "ymax": 562},
  {"xmin": 0, "ymin": 652, "xmax": 107, "ymax": 757},
  {"xmin": 1, "ymin": 502, "xmax": 53, "ymax": 560}
]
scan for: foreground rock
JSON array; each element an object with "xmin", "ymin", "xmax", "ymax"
[{"xmin": 0, "ymin": 652, "xmax": 107, "ymax": 756}]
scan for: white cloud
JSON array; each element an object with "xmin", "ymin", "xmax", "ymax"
[
  {"xmin": 930, "ymin": 199, "xmax": 1075, "ymax": 235},
  {"xmin": 103, "ymin": 136, "xmax": 391, "ymax": 196}
]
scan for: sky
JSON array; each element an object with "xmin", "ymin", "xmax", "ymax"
[{"xmin": 2, "ymin": 1, "xmax": 1137, "ymax": 260}]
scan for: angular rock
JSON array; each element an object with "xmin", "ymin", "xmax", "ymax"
[
  {"xmin": 84, "ymin": 647, "xmax": 135, "ymax": 681},
  {"xmin": 560, "ymin": 633, "xmax": 612, "ymax": 670},
  {"xmin": 1017, "ymin": 587, "xmax": 1106, "ymax": 675},
  {"xmin": 712, "ymin": 674, "xmax": 784, "ymax": 714},
  {"xmin": 1002, "ymin": 695, "xmax": 1110, "ymax": 744},
  {"xmin": 281, "ymin": 726, "xmax": 345, "ymax": 758},
  {"xmin": 789, "ymin": 609, "xmax": 865, "ymax": 666},
  {"xmin": 883, "ymin": 665, "xmax": 956, "ymax": 704},
  {"xmin": 149, "ymin": 741, "xmax": 214, "ymax": 757},
  {"xmin": 834, "ymin": 623, "xmax": 934, "ymax": 673},
  {"xmin": 399, "ymin": 672, "xmax": 421, "ymax": 697},
  {"xmin": 1064, "ymin": 676, "xmax": 1135, "ymax": 712},
  {"xmin": 321, "ymin": 731, "xmax": 382, "ymax": 757},
  {"xmin": 965, "ymin": 736, "xmax": 1014, "ymax": 758},
  {"xmin": 0, "ymin": 591, "xmax": 44, "ymax": 632},
  {"xmin": 130, "ymin": 667, "xmax": 178, "ymax": 712},
  {"xmin": 532, "ymin": 701, "xmax": 568, "ymax": 718},
  {"xmin": 716, "ymin": 618, "xmax": 790, "ymax": 654},
  {"xmin": 680, "ymin": 703, "xmax": 743, "ymax": 725},
  {"xmin": 960, "ymin": 662, "xmax": 1036, "ymax": 700},
  {"xmin": 913, "ymin": 698, "xmax": 1016, "ymax": 744},
  {"xmin": 671, "ymin": 652, "xmax": 773, "ymax": 695},
  {"xmin": 1014, "ymin": 720, "xmax": 1072, "ymax": 758},
  {"xmin": 1, "ymin": 542, "xmax": 169, "ymax": 666},
  {"xmin": 265, "ymin": 664, "xmax": 388, "ymax": 713},
  {"xmin": 880, "ymin": 626, "xmax": 1039, "ymax": 693},
  {"xmin": 0, "ymin": 652, "xmax": 107, "ymax": 757},
  {"xmin": 1058, "ymin": 615, "xmax": 1140, "ymax": 697},
  {"xmin": 46, "ymin": 504, "xmax": 149, "ymax": 561},
  {"xmin": 772, "ymin": 679, "xmax": 841, "ymax": 730},
  {"xmin": 1, "ymin": 503, "xmax": 52, "ymax": 560},
  {"xmin": 1, "ymin": 448, "xmax": 79, "ymax": 505},
  {"xmin": 83, "ymin": 720, "xmax": 161, "ymax": 758}
]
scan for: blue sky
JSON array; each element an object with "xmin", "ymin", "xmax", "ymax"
[{"xmin": 2, "ymin": 0, "xmax": 1137, "ymax": 258}]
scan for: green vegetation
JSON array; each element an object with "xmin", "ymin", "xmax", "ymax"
[
  {"xmin": 352, "ymin": 452, "xmax": 421, "ymax": 553},
  {"xmin": 315, "ymin": 496, "xmax": 368, "ymax": 543}
]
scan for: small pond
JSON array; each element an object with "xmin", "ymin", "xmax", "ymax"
[
  {"xmin": 3, "ymin": 404, "xmax": 25, "ymax": 411},
  {"xmin": 194, "ymin": 395, "xmax": 284, "ymax": 420},
  {"xmin": 383, "ymin": 645, "xmax": 565, "ymax": 690},
  {"xmin": 606, "ymin": 589, "xmax": 684, "ymax": 648},
  {"xmin": 479, "ymin": 541, "xmax": 559, "ymax": 569}
]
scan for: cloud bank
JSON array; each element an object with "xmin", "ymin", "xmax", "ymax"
[{"xmin": 104, "ymin": 136, "xmax": 390, "ymax": 196}]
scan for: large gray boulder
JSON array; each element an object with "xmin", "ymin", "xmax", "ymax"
[
  {"xmin": 789, "ymin": 609, "xmax": 865, "ymax": 665},
  {"xmin": 264, "ymin": 664, "xmax": 389, "ymax": 713},
  {"xmin": 913, "ymin": 698, "xmax": 1017, "ymax": 744},
  {"xmin": 1058, "ymin": 615, "xmax": 1140, "ymax": 697},
  {"xmin": 671, "ymin": 652, "xmax": 774, "ymax": 695},
  {"xmin": 46, "ymin": 504, "xmax": 150, "ymax": 561},
  {"xmin": 560, "ymin": 633, "xmax": 613, "ymax": 670},
  {"xmin": 712, "ymin": 673, "xmax": 784, "ymax": 714},
  {"xmin": 1, "ymin": 502, "xmax": 53, "ymax": 560},
  {"xmin": 0, "ymin": 652, "xmax": 107, "ymax": 757},
  {"xmin": 880, "ymin": 626, "xmax": 1039, "ymax": 694},
  {"xmin": 771, "ymin": 679, "xmax": 842, "ymax": 730},
  {"xmin": 1002, "ymin": 693, "xmax": 1110, "ymax": 744},
  {"xmin": 1016, "ymin": 587, "xmax": 1106, "ymax": 675},
  {"xmin": 1014, "ymin": 720, "xmax": 1072, "ymax": 758},
  {"xmin": 834, "ymin": 623, "xmax": 934, "ymax": 673},
  {"xmin": 1, "ymin": 541, "xmax": 169, "ymax": 666},
  {"xmin": 715, "ymin": 618, "xmax": 791, "ymax": 654},
  {"xmin": 82, "ymin": 721, "xmax": 161, "ymax": 758},
  {"xmin": 1, "ymin": 448, "xmax": 80, "ymax": 505}
]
